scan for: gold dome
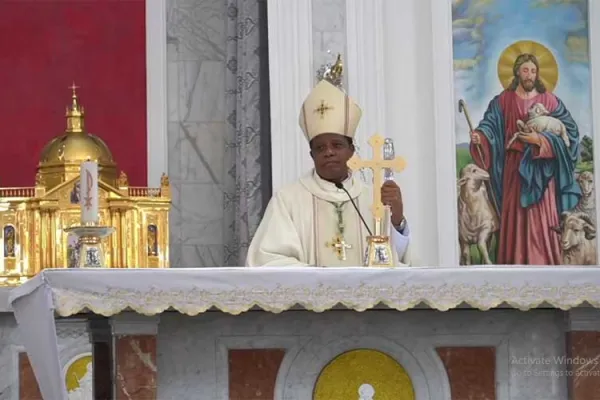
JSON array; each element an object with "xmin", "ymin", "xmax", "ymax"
[
  {"xmin": 37, "ymin": 84, "xmax": 118, "ymax": 189},
  {"xmin": 39, "ymin": 131, "xmax": 115, "ymax": 165}
]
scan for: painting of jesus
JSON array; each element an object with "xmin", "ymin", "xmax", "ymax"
[{"xmin": 452, "ymin": 0, "xmax": 596, "ymax": 265}]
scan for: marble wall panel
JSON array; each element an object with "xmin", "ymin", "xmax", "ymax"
[
  {"xmin": 114, "ymin": 335, "xmax": 158, "ymax": 399},
  {"xmin": 228, "ymin": 349, "xmax": 286, "ymax": 400},
  {"xmin": 437, "ymin": 347, "xmax": 496, "ymax": 400},
  {"xmin": 0, "ymin": 315, "xmax": 91, "ymax": 400},
  {"xmin": 566, "ymin": 331, "xmax": 600, "ymax": 400},
  {"xmin": 156, "ymin": 309, "xmax": 569, "ymax": 399},
  {"xmin": 18, "ymin": 353, "xmax": 41, "ymax": 400},
  {"xmin": 167, "ymin": 0, "xmax": 228, "ymax": 267}
]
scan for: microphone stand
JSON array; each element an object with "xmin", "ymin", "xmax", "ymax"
[
  {"xmin": 335, "ymin": 181, "xmax": 394, "ymax": 267},
  {"xmin": 334, "ymin": 182, "xmax": 373, "ymax": 236}
]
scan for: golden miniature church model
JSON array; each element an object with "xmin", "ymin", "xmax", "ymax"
[{"xmin": 0, "ymin": 86, "xmax": 171, "ymax": 285}]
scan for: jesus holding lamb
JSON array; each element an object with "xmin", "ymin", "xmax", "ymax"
[{"xmin": 468, "ymin": 42, "xmax": 581, "ymax": 265}]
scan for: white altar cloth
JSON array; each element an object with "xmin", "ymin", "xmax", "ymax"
[{"xmin": 8, "ymin": 266, "xmax": 600, "ymax": 400}]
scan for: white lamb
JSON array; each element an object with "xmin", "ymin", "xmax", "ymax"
[{"xmin": 506, "ymin": 103, "xmax": 569, "ymax": 149}]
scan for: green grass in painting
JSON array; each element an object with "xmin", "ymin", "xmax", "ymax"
[
  {"xmin": 577, "ymin": 161, "xmax": 594, "ymax": 173},
  {"xmin": 455, "ymin": 147, "xmax": 591, "ymax": 265},
  {"xmin": 455, "ymin": 147, "xmax": 473, "ymax": 177}
]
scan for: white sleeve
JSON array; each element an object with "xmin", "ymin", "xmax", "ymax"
[
  {"xmin": 245, "ymin": 194, "xmax": 311, "ymax": 267},
  {"xmin": 390, "ymin": 222, "xmax": 411, "ymax": 265}
]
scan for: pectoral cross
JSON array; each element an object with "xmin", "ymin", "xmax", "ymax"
[
  {"xmin": 314, "ymin": 100, "xmax": 333, "ymax": 118},
  {"xmin": 326, "ymin": 236, "xmax": 352, "ymax": 261},
  {"xmin": 347, "ymin": 134, "xmax": 407, "ymax": 221}
]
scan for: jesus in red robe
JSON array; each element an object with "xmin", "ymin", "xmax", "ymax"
[{"xmin": 470, "ymin": 53, "xmax": 581, "ymax": 265}]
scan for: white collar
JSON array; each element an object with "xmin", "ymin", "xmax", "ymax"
[
  {"xmin": 312, "ymin": 169, "xmax": 352, "ymax": 192},
  {"xmin": 299, "ymin": 168, "xmax": 363, "ymax": 202}
]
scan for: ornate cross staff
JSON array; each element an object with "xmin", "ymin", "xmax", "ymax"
[
  {"xmin": 346, "ymin": 133, "xmax": 407, "ymax": 267},
  {"xmin": 347, "ymin": 133, "xmax": 407, "ymax": 225}
]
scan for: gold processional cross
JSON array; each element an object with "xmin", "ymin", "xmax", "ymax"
[
  {"xmin": 314, "ymin": 100, "xmax": 333, "ymax": 119},
  {"xmin": 347, "ymin": 134, "xmax": 407, "ymax": 231}
]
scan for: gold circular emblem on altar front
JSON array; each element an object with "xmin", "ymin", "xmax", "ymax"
[
  {"xmin": 313, "ymin": 349, "xmax": 415, "ymax": 400},
  {"xmin": 64, "ymin": 353, "xmax": 93, "ymax": 393},
  {"xmin": 497, "ymin": 40, "xmax": 559, "ymax": 92}
]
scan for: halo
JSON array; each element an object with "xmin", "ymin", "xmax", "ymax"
[{"xmin": 497, "ymin": 40, "xmax": 559, "ymax": 92}]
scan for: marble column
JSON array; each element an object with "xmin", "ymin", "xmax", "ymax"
[
  {"xmin": 110, "ymin": 314, "xmax": 160, "ymax": 400},
  {"xmin": 166, "ymin": 0, "xmax": 229, "ymax": 267},
  {"xmin": 566, "ymin": 309, "xmax": 600, "ymax": 399},
  {"xmin": 88, "ymin": 317, "xmax": 114, "ymax": 400}
]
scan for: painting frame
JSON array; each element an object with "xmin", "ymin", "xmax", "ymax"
[{"xmin": 431, "ymin": 0, "xmax": 600, "ymax": 266}]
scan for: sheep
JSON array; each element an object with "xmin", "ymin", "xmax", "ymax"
[
  {"xmin": 457, "ymin": 163, "xmax": 499, "ymax": 265},
  {"xmin": 506, "ymin": 102, "xmax": 569, "ymax": 149},
  {"xmin": 574, "ymin": 171, "xmax": 596, "ymax": 223},
  {"xmin": 551, "ymin": 211, "xmax": 597, "ymax": 265}
]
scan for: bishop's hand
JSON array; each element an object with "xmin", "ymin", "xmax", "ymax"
[{"xmin": 381, "ymin": 180, "xmax": 404, "ymax": 226}]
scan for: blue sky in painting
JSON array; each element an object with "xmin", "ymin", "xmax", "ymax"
[{"xmin": 452, "ymin": 0, "xmax": 591, "ymax": 145}]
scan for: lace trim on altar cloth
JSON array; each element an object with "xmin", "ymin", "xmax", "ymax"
[{"xmin": 51, "ymin": 282, "xmax": 600, "ymax": 317}]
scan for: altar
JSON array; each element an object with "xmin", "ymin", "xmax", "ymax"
[{"xmin": 8, "ymin": 266, "xmax": 600, "ymax": 400}]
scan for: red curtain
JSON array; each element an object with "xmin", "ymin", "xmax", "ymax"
[{"xmin": 0, "ymin": 0, "xmax": 147, "ymax": 187}]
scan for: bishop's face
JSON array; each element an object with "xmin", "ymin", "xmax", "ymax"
[{"xmin": 310, "ymin": 133, "xmax": 354, "ymax": 183}]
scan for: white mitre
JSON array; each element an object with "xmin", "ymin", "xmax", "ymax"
[{"xmin": 298, "ymin": 80, "xmax": 362, "ymax": 141}]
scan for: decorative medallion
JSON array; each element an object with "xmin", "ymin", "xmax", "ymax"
[
  {"xmin": 313, "ymin": 349, "xmax": 415, "ymax": 400},
  {"xmin": 64, "ymin": 353, "xmax": 92, "ymax": 399}
]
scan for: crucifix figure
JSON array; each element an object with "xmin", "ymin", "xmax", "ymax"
[
  {"xmin": 347, "ymin": 134, "xmax": 407, "ymax": 228},
  {"xmin": 314, "ymin": 100, "xmax": 333, "ymax": 119},
  {"xmin": 326, "ymin": 235, "xmax": 352, "ymax": 261}
]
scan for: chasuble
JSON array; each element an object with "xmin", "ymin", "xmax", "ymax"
[{"xmin": 245, "ymin": 169, "xmax": 411, "ymax": 267}]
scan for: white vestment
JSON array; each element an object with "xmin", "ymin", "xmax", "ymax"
[{"xmin": 246, "ymin": 170, "xmax": 411, "ymax": 267}]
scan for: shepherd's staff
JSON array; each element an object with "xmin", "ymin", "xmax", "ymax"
[{"xmin": 458, "ymin": 99, "xmax": 500, "ymax": 217}]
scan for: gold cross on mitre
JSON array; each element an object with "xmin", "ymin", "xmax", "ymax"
[
  {"xmin": 314, "ymin": 100, "xmax": 333, "ymax": 118},
  {"xmin": 347, "ymin": 133, "xmax": 407, "ymax": 222},
  {"xmin": 326, "ymin": 235, "xmax": 352, "ymax": 261}
]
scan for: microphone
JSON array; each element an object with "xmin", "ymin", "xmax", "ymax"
[{"xmin": 334, "ymin": 182, "xmax": 373, "ymax": 236}]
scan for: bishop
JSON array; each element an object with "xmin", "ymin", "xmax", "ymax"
[{"xmin": 246, "ymin": 79, "xmax": 411, "ymax": 267}]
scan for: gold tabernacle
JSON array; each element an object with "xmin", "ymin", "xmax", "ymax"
[{"xmin": 0, "ymin": 85, "xmax": 171, "ymax": 285}]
